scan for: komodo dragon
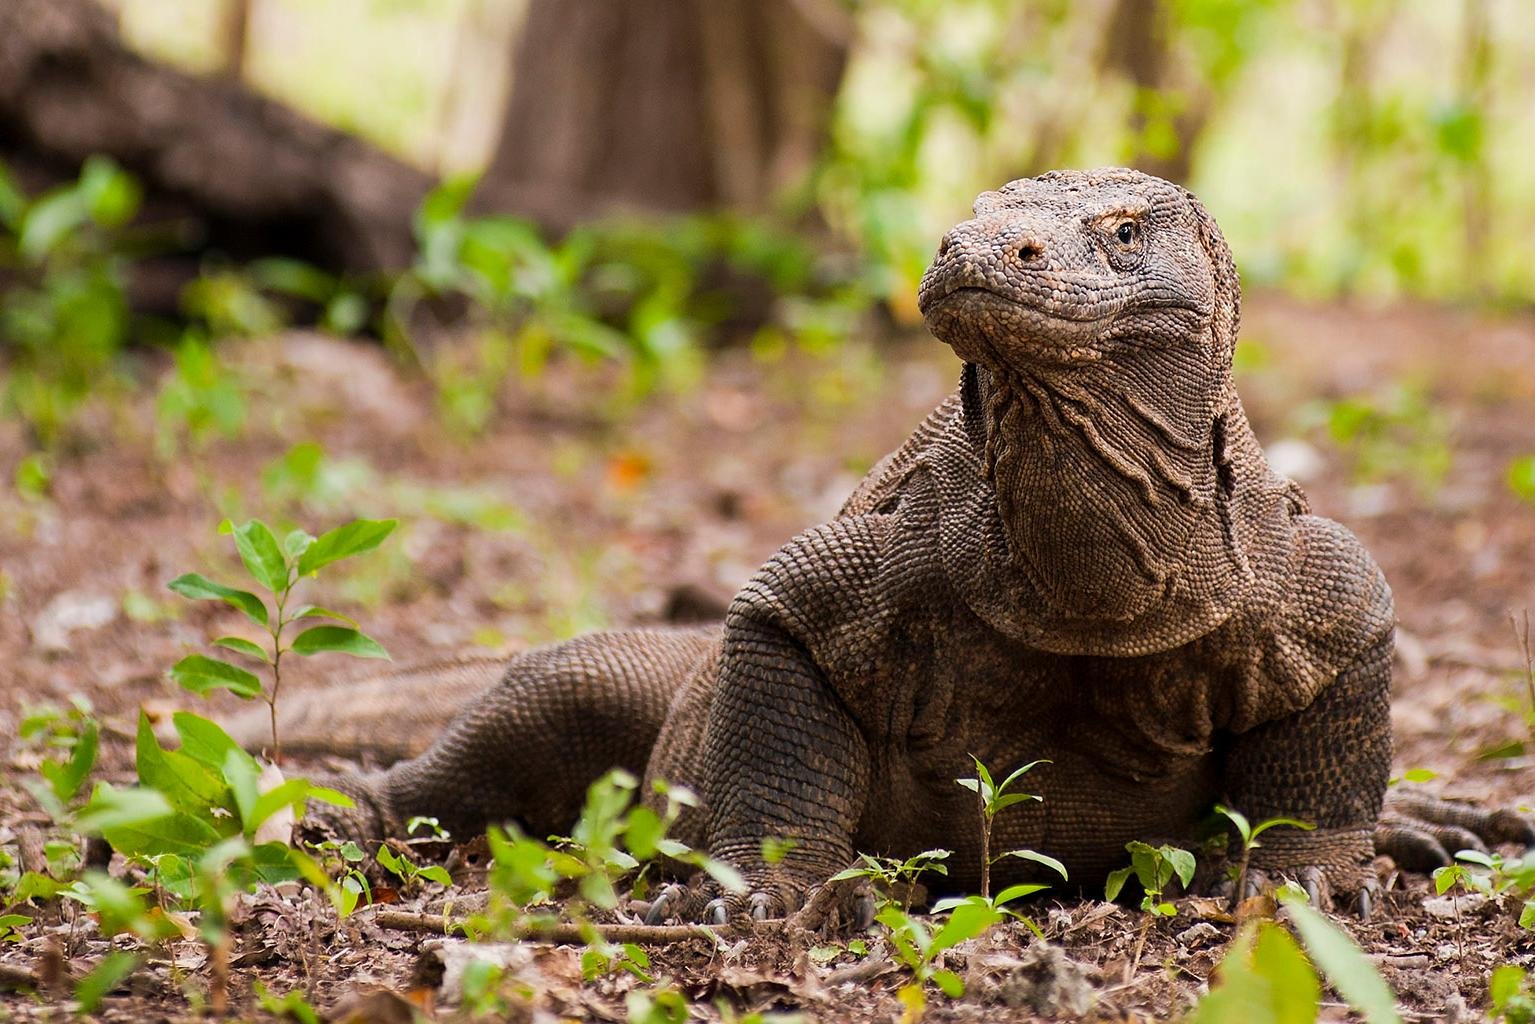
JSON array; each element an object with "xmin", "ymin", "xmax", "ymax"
[{"xmin": 286, "ymin": 168, "xmax": 1532, "ymax": 922}]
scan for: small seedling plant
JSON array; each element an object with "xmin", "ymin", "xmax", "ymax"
[
  {"xmin": 1192, "ymin": 883, "xmax": 1400, "ymax": 1024},
  {"xmin": 954, "ymin": 755, "xmax": 1063, "ymax": 902},
  {"xmin": 829, "ymin": 849, "xmax": 952, "ymax": 913},
  {"xmin": 1105, "ymin": 840, "xmax": 1197, "ymax": 979},
  {"xmin": 168, "ymin": 516, "xmax": 396, "ymax": 761},
  {"xmin": 1490, "ymin": 964, "xmax": 1535, "ymax": 1024},
  {"xmin": 1212, "ymin": 804, "xmax": 1314, "ymax": 897},
  {"xmin": 473, "ymin": 768, "xmax": 744, "ymax": 981},
  {"xmin": 876, "ymin": 897, "xmax": 1010, "ymax": 1022}
]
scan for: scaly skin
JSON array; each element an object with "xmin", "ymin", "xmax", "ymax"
[{"xmin": 297, "ymin": 169, "xmax": 1532, "ymax": 920}]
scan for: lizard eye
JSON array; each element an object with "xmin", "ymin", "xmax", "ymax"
[{"xmin": 1116, "ymin": 221, "xmax": 1137, "ymax": 245}]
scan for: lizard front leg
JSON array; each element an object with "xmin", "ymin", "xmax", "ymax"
[
  {"xmin": 1222, "ymin": 636, "xmax": 1393, "ymax": 915},
  {"xmin": 699, "ymin": 605, "xmax": 871, "ymax": 921}
]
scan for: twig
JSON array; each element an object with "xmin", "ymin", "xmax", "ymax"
[
  {"xmin": 788, "ymin": 875, "xmax": 864, "ymax": 933},
  {"xmin": 368, "ymin": 909, "xmax": 726, "ymax": 945},
  {"xmin": 823, "ymin": 953, "xmax": 893, "ymax": 987},
  {"xmin": 0, "ymin": 962, "xmax": 40, "ymax": 992}
]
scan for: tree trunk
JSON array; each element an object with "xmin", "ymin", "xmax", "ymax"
[
  {"xmin": 476, "ymin": 0, "xmax": 850, "ymax": 227},
  {"xmin": 1100, "ymin": 0, "xmax": 1209, "ymax": 184},
  {"xmin": 0, "ymin": 0, "xmax": 433, "ymax": 281}
]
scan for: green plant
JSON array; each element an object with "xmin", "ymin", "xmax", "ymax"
[
  {"xmin": 830, "ymin": 849, "xmax": 951, "ymax": 913},
  {"xmin": 473, "ymin": 771, "xmax": 742, "ymax": 942},
  {"xmin": 1105, "ymin": 840, "xmax": 1197, "ymax": 979},
  {"xmin": 254, "ymin": 981, "xmax": 323, "ymax": 1024},
  {"xmin": 1193, "ymin": 883, "xmax": 1401, "ymax": 1024},
  {"xmin": 0, "ymin": 156, "xmax": 142, "ymax": 449},
  {"xmin": 1509, "ymin": 457, "xmax": 1535, "ymax": 505},
  {"xmin": 375, "ymin": 841, "xmax": 454, "ymax": 892},
  {"xmin": 167, "ymin": 516, "xmax": 396, "ymax": 760},
  {"xmin": 1491, "ymin": 965, "xmax": 1535, "ymax": 1024},
  {"xmin": 1212, "ymin": 805, "xmax": 1314, "ymax": 897},
  {"xmin": 1295, "ymin": 383, "xmax": 1451, "ymax": 494},
  {"xmin": 876, "ymin": 899, "xmax": 1000, "ymax": 1022},
  {"xmin": 954, "ymin": 755, "xmax": 1057, "ymax": 901},
  {"xmin": 626, "ymin": 987, "xmax": 690, "ymax": 1024},
  {"xmin": 153, "ymin": 333, "xmax": 247, "ymax": 458}
]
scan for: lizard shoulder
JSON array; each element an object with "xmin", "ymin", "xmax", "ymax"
[{"xmin": 1232, "ymin": 512, "xmax": 1394, "ymax": 726}]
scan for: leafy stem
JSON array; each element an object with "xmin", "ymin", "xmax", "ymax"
[{"xmin": 169, "ymin": 517, "xmax": 397, "ymax": 763}]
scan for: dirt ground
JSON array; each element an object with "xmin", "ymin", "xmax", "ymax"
[{"xmin": 2, "ymin": 291, "xmax": 1534, "ymax": 1021}]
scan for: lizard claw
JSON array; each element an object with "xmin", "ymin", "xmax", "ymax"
[
  {"xmin": 1377, "ymin": 793, "xmax": 1532, "ymax": 873},
  {"xmin": 706, "ymin": 898, "xmax": 729, "ymax": 925},
  {"xmin": 853, "ymin": 892, "xmax": 877, "ymax": 931},
  {"xmin": 749, "ymin": 892, "xmax": 775, "ymax": 921},
  {"xmin": 644, "ymin": 883, "xmax": 687, "ymax": 925}
]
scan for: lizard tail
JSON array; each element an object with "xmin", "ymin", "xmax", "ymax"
[{"xmin": 220, "ymin": 653, "xmax": 509, "ymax": 764}]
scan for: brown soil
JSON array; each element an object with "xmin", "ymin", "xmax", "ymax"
[{"xmin": 2, "ymin": 291, "xmax": 1534, "ymax": 1022}]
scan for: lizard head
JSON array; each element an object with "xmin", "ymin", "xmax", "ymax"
[{"xmin": 918, "ymin": 168, "xmax": 1239, "ymax": 372}]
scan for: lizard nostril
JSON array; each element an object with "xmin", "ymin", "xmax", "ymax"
[{"xmin": 1017, "ymin": 241, "xmax": 1044, "ymax": 262}]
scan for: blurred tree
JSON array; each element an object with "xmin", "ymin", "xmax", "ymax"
[
  {"xmin": 475, "ymin": 0, "xmax": 851, "ymax": 227},
  {"xmin": 0, "ymin": 0, "xmax": 432, "ymax": 305},
  {"xmin": 221, "ymin": 0, "xmax": 253, "ymax": 79}
]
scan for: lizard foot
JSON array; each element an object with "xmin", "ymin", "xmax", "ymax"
[
  {"xmin": 292, "ymin": 771, "xmax": 393, "ymax": 845},
  {"xmin": 641, "ymin": 871, "xmax": 876, "ymax": 930},
  {"xmin": 1219, "ymin": 863, "xmax": 1382, "ymax": 921},
  {"xmin": 1217, "ymin": 826, "xmax": 1379, "ymax": 919},
  {"xmin": 1376, "ymin": 792, "xmax": 1535, "ymax": 872}
]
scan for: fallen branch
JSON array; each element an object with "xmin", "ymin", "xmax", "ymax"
[
  {"xmin": 0, "ymin": 963, "xmax": 39, "ymax": 992},
  {"xmin": 368, "ymin": 909, "xmax": 727, "ymax": 945}
]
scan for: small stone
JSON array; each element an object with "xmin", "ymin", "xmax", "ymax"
[
  {"xmin": 29, "ymin": 590, "xmax": 117, "ymax": 653},
  {"xmin": 1176, "ymin": 921, "xmax": 1221, "ymax": 947},
  {"xmin": 1421, "ymin": 893, "xmax": 1486, "ymax": 919}
]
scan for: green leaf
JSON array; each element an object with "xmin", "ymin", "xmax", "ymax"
[
  {"xmin": 1195, "ymin": 921, "xmax": 1319, "ymax": 1024},
  {"xmin": 624, "ymin": 806, "xmax": 665, "ymax": 860},
  {"xmin": 75, "ymin": 951, "xmax": 139, "ymax": 1014},
  {"xmin": 1283, "ymin": 896, "xmax": 1401, "ymax": 1024},
  {"xmin": 1105, "ymin": 866, "xmax": 1133, "ymax": 902},
  {"xmin": 1398, "ymin": 768, "xmax": 1438, "ymax": 784},
  {"xmin": 989, "ymin": 792, "xmax": 1041, "ymax": 814},
  {"xmin": 1520, "ymin": 900, "xmax": 1535, "ymax": 930},
  {"xmin": 223, "ymin": 748, "xmax": 261, "ymax": 830},
  {"xmin": 1491, "ymin": 964, "xmax": 1527, "ymax": 1009},
  {"xmin": 1433, "ymin": 866, "xmax": 1460, "ymax": 895},
  {"xmin": 170, "ymin": 654, "xmax": 263, "ymax": 699},
  {"xmin": 167, "ymin": 573, "xmax": 268, "ymax": 627},
  {"xmin": 1165, "ymin": 846, "xmax": 1198, "ymax": 889},
  {"xmin": 696, "ymin": 856, "xmax": 747, "ymax": 894},
  {"xmin": 293, "ymin": 605, "xmax": 359, "ymax": 628},
  {"xmin": 290, "ymin": 626, "xmax": 389, "ymax": 659},
  {"xmin": 283, "ymin": 530, "xmax": 316, "ymax": 560},
  {"xmin": 417, "ymin": 865, "xmax": 454, "ymax": 887},
  {"xmin": 994, "ymin": 883, "xmax": 1051, "ymax": 905},
  {"xmin": 1000, "ymin": 848, "xmax": 1068, "ymax": 881},
  {"xmin": 45, "ymin": 716, "xmax": 98, "ymax": 804},
  {"xmin": 930, "ymin": 899, "xmax": 1000, "ymax": 955},
  {"xmin": 18, "ymin": 187, "xmax": 87, "ymax": 263},
  {"xmin": 135, "ymin": 712, "xmax": 230, "ymax": 818},
  {"xmin": 931, "ymin": 968, "xmax": 965, "ymax": 998},
  {"xmin": 228, "ymin": 519, "xmax": 289, "ymax": 593},
  {"xmin": 995, "ymin": 759, "xmax": 1048, "ymax": 796},
  {"xmin": 247, "ymin": 779, "xmax": 319, "ymax": 837},
  {"xmin": 1214, "ymin": 804, "xmax": 1252, "ymax": 843},
  {"xmin": 74, "ymin": 783, "xmax": 173, "ymax": 835},
  {"xmin": 296, "ymin": 519, "xmax": 398, "ymax": 576},
  {"xmin": 78, "ymin": 155, "xmax": 141, "ymax": 228},
  {"xmin": 1248, "ymin": 817, "xmax": 1316, "ymax": 842},
  {"xmin": 214, "ymin": 636, "xmax": 268, "ymax": 662},
  {"xmin": 172, "ymin": 712, "xmax": 251, "ymax": 772}
]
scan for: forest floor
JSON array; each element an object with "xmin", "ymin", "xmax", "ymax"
[{"xmin": 2, "ymin": 292, "xmax": 1534, "ymax": 1021}]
